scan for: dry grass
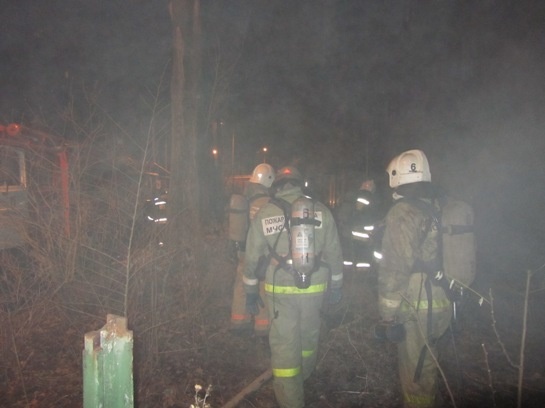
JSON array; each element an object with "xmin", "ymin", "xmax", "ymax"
[{"xmin": 1, "ymin": 137, "xmax": 544, "ymax": 407}]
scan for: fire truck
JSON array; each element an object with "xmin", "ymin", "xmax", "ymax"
[{"xmin": 0, "ymin": 123, "xmax": 70, "ymax": 250}]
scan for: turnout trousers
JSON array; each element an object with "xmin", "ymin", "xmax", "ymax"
[
  {"xmin": 265, "ymin": 289, "xmax": 325, "ymax": 408},
  {"xmin": 398, "ymin": 301, "xmax": 451, "ymax": 408}
]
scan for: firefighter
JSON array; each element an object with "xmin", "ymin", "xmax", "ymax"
[
  {"xmin": 229, "ymin": 163, "xmax": 275, "ymax": 336},
  {"xmin": 244, "ymin": 166, "xmax": 343, "ymax": 408},
  {"xmin": 336, "ymin": 179, "xmax": 378, "ymax": 240},
  {"xmin": 377, "ymin": 149, "xmax": 452, "ymax": 408},
  {"xmin": 342, "ymin": 178, "xmax": 384, "ymax": 269}
]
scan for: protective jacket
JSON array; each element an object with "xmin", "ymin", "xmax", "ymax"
[
  {"xmin": 378, "ymin": 197, "xmax": 451, "ymax": 408},
  {"xmin": 244, "ymin": 185, "xmax": 343, "ymax": 408},
  {"xmin": 244, "ymin": 185, "xmax": 343, "ymax": 294},
  {"xmin": 230, "ymin": 181, "xmax": 271, "ymax": 335}
]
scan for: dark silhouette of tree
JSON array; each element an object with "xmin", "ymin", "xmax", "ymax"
[{"xmin": 168, "ymin": 0, "xmax": 202, "ymax": 254}]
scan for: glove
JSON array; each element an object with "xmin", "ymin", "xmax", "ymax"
[
  {"xmin": 373, "ymin": 320, "xmax": 405, "ymax": 343},
  {"xmin": 245, "ymin": 293, "xmax": 264, "ymax": 315},
  {"xmin": 329, "ymin": 288, "xmax": 342, "ymax": 305}
]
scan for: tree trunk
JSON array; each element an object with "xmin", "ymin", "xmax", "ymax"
[{"xmin": 168, "ymin": 0, "xmax": 202, "ymax": 252}]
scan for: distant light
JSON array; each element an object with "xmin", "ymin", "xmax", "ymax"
[
  {"xmin": 343, "ymin": 261, "xmax": 353, "ymax": 266},
  {"xmin": 373, "ymin": 251, "xmax": 383, "ymax": 260},
  {"xmin": 6, "ymin": 123, "xmax": 21, "ymax": 137},
  {"xmin": 364, "ymin": 225, "xmax": 374, "ymax": 231}
]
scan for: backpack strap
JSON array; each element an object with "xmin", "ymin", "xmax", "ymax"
[{"xmin": 265, "ymin": 197, "xmax": 291, "ymax": 272}]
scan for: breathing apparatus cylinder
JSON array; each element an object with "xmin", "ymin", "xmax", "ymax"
[
  {"xmin": 290, "ymin": 196, "xmax": 316, "ymax": 288},
  {"xmin": 228, "ymin": 194, "xmax": 249, "ymax": 244}
]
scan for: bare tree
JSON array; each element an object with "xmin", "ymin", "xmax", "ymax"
[{"xmin": 168, "ymin": 0, "xmax": 202, "ymax": 253}]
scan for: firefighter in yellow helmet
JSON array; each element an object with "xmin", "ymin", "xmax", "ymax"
[
  {"xmin": 244, "ymin": 166, "xmax": 343, "ymax": 408},
  {"xmin": 229, "ymin": 163, "xmax": 275, "ymax": 336},
  {"xmin": 377, "ymin": 149, "xmax": 452, "ymax": 407}
]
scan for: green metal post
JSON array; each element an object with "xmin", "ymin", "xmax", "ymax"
[{"xmin": 83, "ymin": 314, "xmax": 134, "ymax": 408}]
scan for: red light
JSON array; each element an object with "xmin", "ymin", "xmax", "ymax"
[{"xmin": 6, "ymin": 123, "xmax": 21, "ymax": 137}]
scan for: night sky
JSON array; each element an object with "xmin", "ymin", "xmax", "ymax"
[{"xmin": 2, "ymin": 1, "xmax": 545, "ymax": 271}]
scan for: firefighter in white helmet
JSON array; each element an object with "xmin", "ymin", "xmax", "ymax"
[
  {"xmin": 250, "ymin": 163, "xmax": 276, "ymax": 190},
  {"xmin": 229, "ymin": 163, "xmax": 275, "ymax": 336},
  {"xmin": 377, "ymin": 149, "xmax": 451, "ymax": 408},
  {"xmin": 244, "ymin": 166, "xmax": 343, "ymax": 408}
]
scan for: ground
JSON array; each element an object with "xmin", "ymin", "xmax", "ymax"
[{"xmin": 1, "ymin": 234, "xmax": 545, "ymax": 408}]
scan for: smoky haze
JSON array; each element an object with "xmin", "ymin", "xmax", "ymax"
[{"xmin": 1, "ymin": 0, "xmax": 545, "ymax": 272}]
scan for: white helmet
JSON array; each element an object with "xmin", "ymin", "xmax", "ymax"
[
  {"xmin": 386, "ymin": 149, "xmax": 431, "ymax": 188},
  {"xmin": 250, "ymin": 163, "xmax": 275, "ymax": 188}
]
